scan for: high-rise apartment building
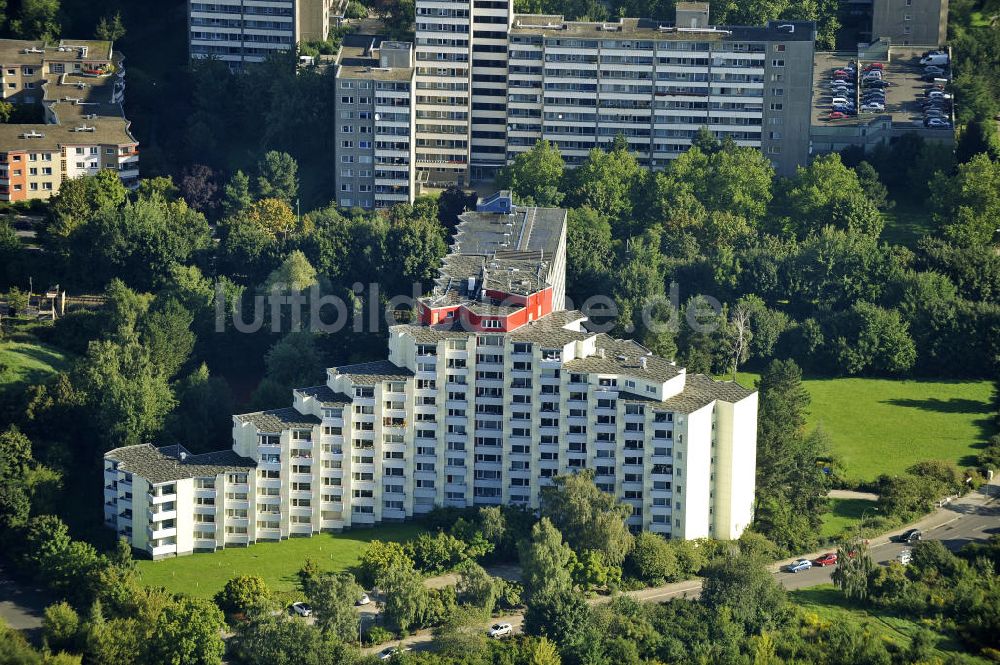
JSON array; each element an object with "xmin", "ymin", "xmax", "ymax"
[
  {"xmin": 104, "ymin": 192, "xmax": 758, "ymax": 559},
  {"xmin": 335, "ymin": 37, "xmax": 416, "ymax": 209},
  {"xmin": 0, "ymin": 39, "xmax": 139, "ymax": 202},
  {"xmin": 504, "ymin": 13, "xmax": 815, "ymax": 174},
  {"xmin": 336, "ymin": 1, "xmax": 816, "ymax": 208},
  {"xmin": 871, "ymin": 0, "xmax": 948, "ymax": 46},
  {"xmin": 189, "ymin": 0, "xmax": 335, "ymax": 66}
]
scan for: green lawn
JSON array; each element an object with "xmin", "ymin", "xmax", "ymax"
[
  {"xmin": 791, "ymin": 585, "xmax": 984, "ymax": 661},
  {"xmin": 136, "ymin": 524, "xmax": 426, "ymax": 599},
  {"xmin": 880, "ymin": 199, "xmax": 935, "ymax": 248},
  {"xmin": 820, "ymin": 498, "xmax": 875, "ymax": 539},
  {"xmin": 732, "ymin": 373, "xmax": 995, "ymax": 481},
  {"xmin": 0, "ymin": 339, "xmax": 72, "ymax": 394}
]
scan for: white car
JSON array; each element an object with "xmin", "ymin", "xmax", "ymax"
[
  {"xmin": 291, "ymin": 602, "xmax": 312, "ymax": 617},
  {"xmin": 379, "ymin": 647, "xmax": 411, "ymax": 660},
  {"xmin": 488, "ymin": 623, "xmax": 513, "ymax": 639},
  {"xmin": 357, "ymin": 593, "xmax": 371, "ymax": 606},
  {"xmin": 860, "ymin": 103, "xmax": 885, "ymax": 112},
  {"xmin": 831, "ymin": 97, "xmax": 851, "ymax": 106},
  {"xmin": 897, "ymin": 549, "xmax": 913, "ymax": 565}
]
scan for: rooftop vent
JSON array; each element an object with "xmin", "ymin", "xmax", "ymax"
[
  {"xmin": 72, "ymin": 125, "xmax": 96, "ymax": 132},
  {"xmin": 598, "ymin": 349, "xmax": 606, "ymax": 359},
  {"xmin": 617, "ymin": 354, "xmax": 627, "ymax": 361},
  {"xmin": 21, "ymin": 130, "xmax": 44, "ymax": 139},
  {"xmin": 776, "ymin": 24, "xmax": 795, "ymax": 32},
  {"xmin": 22, "ymin": 47, "xmax": 44, "ymax": 54},
  {"xmin": 179, "ymin": 451, "xmax": 188, "ymax": 462},
  {"xmin": 639, "ymin": 357, "xmax": 648, "ymax": 370}
]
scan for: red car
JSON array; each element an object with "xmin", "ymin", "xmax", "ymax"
[
  {"xmin": 814, "ymin": 552, "xmax": 838, "ymax": 567},
  {"xmin": 828, "ymin": 112, "xmax": 847, "ymax": 120}
]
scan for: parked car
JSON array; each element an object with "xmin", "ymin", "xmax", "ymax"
[
  {"xmin": 828, "ymin": 111, "xmax": 848, "ymax": 120},
  {"xmin": 863, "ymin": 62, "xmax": 884, "ymax": 72},
  {"xmin": 379, "ymin": 647, "xmax": 411, "ymax": 661},
  {"xmin": 831, "ymin": 97, "xmax": 851, "ymax": 106},
  {"xmin": 488, "ymin": 623, "xmax": 513, "ymax": 639},
  {"xmin": 897, "ymin": 549, "xmax": 913, "ymax": 565},
  {"xmin": 357, "ymin": 593, "xmax": 371, "ymax": 606},
  {"xmin": 832, "ymin": 105, "xmax": 856, "ymax": 114},
  {"xmin": 927, "ymin": 90, "xmax": 952, "ymax": 100},
  {"xmin": 291, "ymin": 602, "xmax": 312, "ymax": 617},
  {"xmin": 892, "ymin": 529, "xmax": 923, "ymax": 543},
  {"xmin": 862, "ymin": 70, "xmax": 883, "ymax": 81},
  {"xmin": 865, "ymin": 79, "xmax": 892, "ymax": 89},
  {"xmin": 787, "ymin": 558, "xmax": 813, "ymax": 573},
  {"xmin": 814, "ymin": 552, "xmax": 839, "ymax": 567},
  {"xmin": 923, "ymin": 65, "xmax": 946, "ymax": 76},
  {"xmin": 925, "ymin": 117, "xmax": 952, "ymax": 129},
  {"xmin": 860, "ymin": 103, "xmax": 886, "ymax": 112},
  {"xmin": 920, "ymin": 53, "xmax": 949, "ymax": 66}
]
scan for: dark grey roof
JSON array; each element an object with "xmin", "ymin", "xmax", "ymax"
[
  {"xmin": 508, "ymin": 310, "xmax": 591, "ymax": 346},
  {"xmin": 295, "ymin": 385, "xmax": 352, "ymax": 405},
  {"xmin": 562, "ymin": 334, "xmax": 682, "ymax": 383},
  {"xmin": 648, "ymin": 374, "xmax": 756, "ymax": 413},
  {"xmin": 331, "ymin": 360, "xmax": 415, "ymax": 385},
  {"xmin": 106, "ymin": 444, "xmax": 256, "ymax": 484},
  {"xmin": 235, "ymin": 407, "xmax": 321, "ymax": 432}
]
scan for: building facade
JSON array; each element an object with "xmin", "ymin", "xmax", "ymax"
[
  {"xmin": 0, "ymin": 39, "xmax": 138, "ymax": 202},
  {"xmin": 189, "ymin": 0, "xmax": 335, "ymax": 66},
  {"xmin": 871, "ymin": 0, "xmax": 948, "ymax": 46},
  {"xmin": 335, "ymin": 1, "xmax": 816, "ymax": 208},
  {"xmin": 105, "ymin": 192, "xmax": 758, "ymax": 559},
  {"xmin": 335, "ymin": 37, "xmax": 416, "ymax": 209}
]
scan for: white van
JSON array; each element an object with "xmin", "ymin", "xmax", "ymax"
[{"xmin": 920, "ymin": 53, "xmax": 949, "ymax": 66}]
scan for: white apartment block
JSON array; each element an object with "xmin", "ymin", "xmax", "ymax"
[
  {"xmin": 189, "ymin": 0, "xmax": 335, "ymax": 66},
  {"xmin": 336, "ymin": 1, "xmax": 815, "ymax": 207},
  {"xmin": 104, "ymin": 192, "xmax": 758, "ymax": 559}
]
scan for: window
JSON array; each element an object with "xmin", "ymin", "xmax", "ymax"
[
  {"xmin": 774, "ymin": 44, "xmax": 785, "ymax": 52},
  {"xmin": 771, "ymin": 59, "xmax": 784, "ymax": 67}
]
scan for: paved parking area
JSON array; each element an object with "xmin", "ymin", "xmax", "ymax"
[{"xmin": 812, "ymin": 48, "xmax": 951, "ymax": 130}]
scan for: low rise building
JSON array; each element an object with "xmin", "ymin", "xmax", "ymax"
[
  {"xmin": 105, "ymin": 192, "xmax": 759, "ymax": 558},
  {"xmin": 0, "ymin": 39, "xmax": 138, "ymax": 202}
]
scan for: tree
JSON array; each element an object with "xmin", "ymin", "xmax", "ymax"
[
  {"xmin": 776, "ymin": 153, "xmax": 883, "ymax": 238},
  {"xmin": 626, "ymin": 532, "xmax": 680, "ymax": 585},
  {"xmin": 930, "ymin": 153, "xmax": 1000, "ymax": 248},
  {"xmin": 140, "ymin": 297, "xmax": 195, "ymax": 379},
  {"xmin": 834, "ymin": 301, "xmax": 917, "ymax": 375},
  {"xmin": 497, "ymin": 140, "xmax": 565, "ymax": 207},
  {"xmin": 306, "ymin": 573, "xmax": 362, "ymax": 643},
  {"xmin": 94, "ymin": 12, "xmax": 126, "ymax": 42},
  {"xmin": 455, "ymin": 561, "xmax": 499, "ymax": 613},
  {"xmin": 565, "ymin": 207, "xmax": 612, "ymax": 303},
  {"xmin": 0, "ymin": 99, "xmax": 13, "ymax": 123},
  {"xmin": 700, "ymin": 553, "xmax": 786, "ymax": 636},
  {"xmin": 379, "ymin": 563, "xmax": 427, "ymax": 633},
  {"xmin": 523, "ymin": 588, "xmax": 591, "ymax": 651},
  {"xmin": 215, "ymin": 575, "xmax": 272, "ymax": 619},
  {"xmin": 540, "ymin": 469, "xmax": 634, "ymax": 567},
  {"xmin": 256, "ymin": 151, "xmax": 299, "ymax": 204},
  {"xmin": 165, "ymin": 364, "xmax": 236, "ymax": 454},
  {"xmin": 519, "ymin": 518, "xmax": 576, "ymax": 599},
  {"xmin": 358, "ymin": 540, "xmax": 413, "ymax": 588},
  {"xmin": 235, "ymin": 616, "xmax": 344, "ymax": 665},
  {"xmin": 13, "ymin": 0, "xmax": 60, "ymax": 41},
  {"xmin": 145, "ymin": 597, "xmax": 225, "ymax": 665},
  {"xmin": 0, "ymin": 425, "xmax": 32, "ymax": 480},
  {"xmin": 77, "ymin": 339, "xmax": 176, "ymax": 450},
  {"xmin": 221, "ymin": 170, "xmax": 254, "ymax": 218},
  {"xmin": 179, "ymin": 164, "xmax": 219, "ymax": 214},
  {"xmin": 249, "ymin": 333, "xmax": 325, "ymax": 409},
  {"xmin": 832, "ymin": 536, "xmax": 875, "ymax": 601},
  {"xmin": 43, "ymin": 602, "xmax": 80, "ymax": 653},
  {"xmin": 564, "ymin": 144, "xmax": 641, "ymax": 233}
]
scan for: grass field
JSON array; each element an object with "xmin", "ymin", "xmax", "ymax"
[
  {"xmin": 732, "ymin": 372, "xmax": 995, "ymax": 481},
  {"xmin": 136, "ymin": 524, "xmax": 426, "ymax": 599},
  {"xmin": 819, "ymin": 498, "xmax": 874, "ymax": 539},
  {"xmin": 0, "ymin": 339, "xmax": 72, "ymax": 393},
  {"xmin": 881, "ymin": 200, "xmax": 935, "ymax": 247},
  {"xmin": 791, "ymin": 585, "xmax": 985, "ymax": 661}
]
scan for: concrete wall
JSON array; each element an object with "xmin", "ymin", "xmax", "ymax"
[
  {"xmin": 677, "ymin": 405, "xmax": 713, "ymax": 539},
  {"xmin": 762, "ymin": 36, "xmax": 815, "ymax": 176},
  {"xmin": 872, "ymin": 0, "xmax": 948, "ymax": 46},
  {"xmin": 712, "ymin": 393, "xmax": 758, "ymax": 539}
]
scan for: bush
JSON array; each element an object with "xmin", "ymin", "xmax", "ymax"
[
  {"xmin": 215, "ymin": 575, "xmax": 272, "ymax": 619},
  {"xmin": 405, "ymin": 532, "xmax": 471, "ymax": 574},
  {"xmin": 626, "ymin": 532, "xmax": 680, "ymax": 585},
  {"xmin": 344, "ymin": 1, "xmax": 368, "ymax": 19},
  {"xmin": 364, "ymin": 625, "xmax": 394, "ymax": 646},
  {"xmin": 358, "ymin": 540, "xmax": 413, "ymax": 588}
]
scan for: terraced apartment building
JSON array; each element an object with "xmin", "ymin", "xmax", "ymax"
[
  {"xmin": 104, "ymin": 192, "xmax": 758, "ymax": 559},
  {"xmin": 0, "ymin": 39, "xmax": 138, "ymax": 202},
  {"xmin": 334, "ymin": 1, "xmax": 815, "ymax": 206}
]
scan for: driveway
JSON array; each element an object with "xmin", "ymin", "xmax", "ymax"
[{"xmin": 0, "ymin": 565, "xmax": 51, "ymax": 643}]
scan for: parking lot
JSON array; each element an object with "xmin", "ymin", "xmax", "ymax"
[{"xmin": 812, "ymin": 47, "xmax": 952, "ymax": 129}]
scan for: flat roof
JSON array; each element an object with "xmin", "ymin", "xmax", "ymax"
[
  {"xmin": 335, "ymin": 36, "xmax": 413, "ymax": 81},
  {"xmin": 511, "ymin": 15, "xmax": 815, "ymax": 42},
  {"xmin": 0, "ymin": 39, "xmax": 113, "ymax": 65},
  {"xmin": 811, "ymin": 47, "xmax": 950, "ymax": 129}
]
